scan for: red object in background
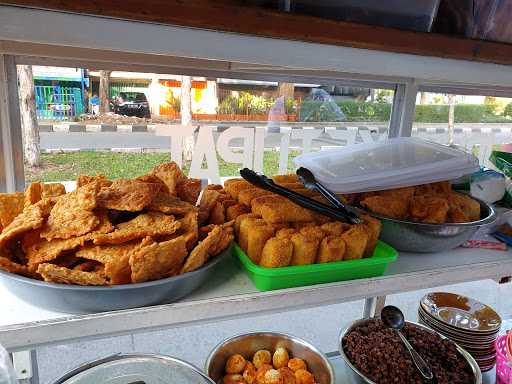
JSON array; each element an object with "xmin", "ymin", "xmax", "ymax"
[{"xmin": 501, "ymin": 143, "xmax": 512, "ymax": 153}]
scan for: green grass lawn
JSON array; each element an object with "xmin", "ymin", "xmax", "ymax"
[{"xmin": 25, "ymin": 151, "xmax": 300, "ymax": 182}]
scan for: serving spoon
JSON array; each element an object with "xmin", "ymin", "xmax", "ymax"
[{"xmin": 381, "ymin": 305, "xmax": 434, "ymax": 381}]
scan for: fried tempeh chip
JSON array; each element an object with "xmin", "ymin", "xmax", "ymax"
[
  {"xmin": 97, "ymin": 179, "xmax": 161, "ymax": 212},
  {"xmin": 209, "ymin": 201, "xmax": 226, "ymax": 225},
  {"xmin": 226, "ymin": 204, "xmax": 251, "ymax": 221},
  {"xmin": 37, "ymin": 263, "xmax": 107, "ymax": 285},
  {"xmin": 77, "ymin": 174, "xmax": 112, "ymax": 188},
  {"xmin": 150, "ymin": 162, "xmax": 185, "ymax": 196},
  {"xmin": 0, "ymin": 200, "xmax": 48, "ymax": 246},
  {"xmin": 0, "ymin": 253, "xmax": 30, "ymax": 276},
  {"xmin": 26, "ymin": 182, "xmax": 66, "ymax": 208},
  {"xmin": 0, "ymin": 192, "xmax": 24, "ymax": 231},
  {"xmin": 176, "ymin": 178, "xmax": 201, "ymax": 204},
  {"xmin": 130, "ymin": 236, "xmax": 188, "ymax": 283},
  {"xmin": 92, "ymin": 212, "xmax": 180, "ymax": 245},
  {"xmin": 148, "ymin": 192, "xmax": 198, "ymax": 215},
  {"xmin": 179, "ymin": 210, "xmax": 199, "ymax": 250},
  {"xmin": 198, "ymin": 189, "xmax": 221, "ymax": 225},
  {"xmin": 180, "ymin": 226, "xmax": 223, "ymax": 274}
]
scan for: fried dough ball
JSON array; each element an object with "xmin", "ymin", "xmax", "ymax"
[
  {"xmin": 223, "ymin": 373, "xmax": 245, "ymax": 384},
  {"xmin": 253, "ymin": 350, "xmax": 272, "ymax": 368},
  {"xmin": 243, "ymin": 361, "xmax": 257, "ymax": 384},
  {"xmin": 226, "ymin": 354, "xmax": 247, "ymax": 374},
  {"xmin": 287, "ymin": 358, "xmax": 307, "ymax": 372},
  {"xmin": 294, "ymin": 369, "xmax": 314, "ymax": 384},
  {"xmin": 272, "ymin": 347, "xmax": 290, "ymax": 369},
  {"xmin": 264, "ymin": 369, "xmax": 284, "ymax": 384},
  {"xmin": 278, "ymin": 367, "xmax": 296, "ymax": 384},
  {"xmin": 256, "ymin": 364, "xmax": 273, "ymax": 384}
]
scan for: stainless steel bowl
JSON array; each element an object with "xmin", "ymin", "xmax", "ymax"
[
  {"xmin": 338, "ymin": 318, "xmax": 482, "ymax": 384},
  {"xmin": 356, "ymin": 196, "xmax": 496, "ymax": 253},
  {"xmin": 205, "ymin": 332, "xmax": 335, "ymax": 384}
]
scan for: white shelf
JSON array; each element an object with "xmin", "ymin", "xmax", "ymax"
[{"xmin": 1, "ymin": 247, "xmax": 511, "ymax": 352}]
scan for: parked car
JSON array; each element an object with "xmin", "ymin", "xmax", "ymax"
[{"xmin": 111, "ymin": 92, "xmax": 150, "ymax": 118}]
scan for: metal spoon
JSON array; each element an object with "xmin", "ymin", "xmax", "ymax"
[{"xmin": 381, "ymin": 305, "xmax": 434, "ymax": 381}]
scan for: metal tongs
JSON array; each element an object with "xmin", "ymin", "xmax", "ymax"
[{"xmin": 240, "ymin": 168, "xmax": 361, "ymax": 224}]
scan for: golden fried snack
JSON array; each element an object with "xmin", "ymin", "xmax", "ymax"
[
  {"xmin": 221, "ymin": 199, "xmax": 238, "ymax": 211},
  {"xmin": 226, "ymin": 354, "xmax": 247, "ymax": 374},
  {"xmin": 148, "ymin": 192, "xmax": 197, "ymax": 215},
  {"xmin": 180, "ymin": 226, "xmax": 222, "ymax": 273},
  {"xmin": 42, "ymin": 183, "xmax": 66, "ymax": 198},
  {"xmin": 410, "ymin": 195, "xmax": 449, "ymax": 224},
  {"xmin": 414, "ymin": 181, "xmax": 451, "ymax": 196},
  {"xmin": 320, "ymin": 221, "xmax": 349, "ymax": 236},
  {"xmin": 340, "ymin": 225, "xmax": 369, "ymax": 260},
  {"xmin": 244, "ymin": 362, "xmax": 257, "ymax": 384},
  {"xmin": 360, "ymin": 195, "xmax": 409, "ymax": 220},
  {"xmin": 278, "ymin": 367, "xmax": 296, "ymax": 384},
  {"xmin": 93, "ymin": 212, "xmax": 180, "ymax": 245},
  {"xmin": 298, "ymin": 225, "xmax": 325, "ymax": 242},
  {"xmin": 235, "ymin": 213, "xmax": 260, "ymax": 238},
  {"xmin": 198, "ymin": 189, "xmax": 221, "ymax": 225},
  {"xmin": 26, "ymin": 236, "xmax": 87, "ymax": 269},
  {"xmin": 317, "ymin": 235, "xmax": 345, "ymax": 263},
  {"xmin": 447, "ymin": 191, "xmax": 480, "ymax": 222},
  {"xmin": 238, "ymin": 188, "xmax": 273, "ymax": 206},
  {"xmin": 97, "ymin": 179, "xmax": 161, "ymax": 212},
  {"xmin": 273, "ymin": 347, "xmax": 290, "ymax": 369},
  {"xmin": 0, "ymin": 255, "xmax": 30, "ymax": 276},
  {"xmin": 77, "ymin": 174, "xmax": 112, "ymax": 188},
  {"xmin": 253, "ymin": 350, "xmax": 272, "ymax": 369},
  {"xmin": 37, "ymin": 263, "xmax": 107, "ymax": 285},
  {"xmin": 239, "ymin": 217, "xmax": 265, "ymax": 252},
  {"xmin": 294, "ymin": 369, "xmax": 314, "ymax": 384},
  {"xmin": 255, "ymin": 364, "xmax": 273, "ymax": 384},
  {"xmin": 129, "ymin": 236, "xmax": 188, "ymax": 283},
  {"xmin": 176, "ymin": 177, "xmax": 201, "ymax": 204},
  {"xmin": 223, "ymin": 374, "xmax": 245, "ymax": 384},
  {"xmin": 247, "ymin": 223, "xmax": 276, "ymax": 264},
  {"xmin": 210, "ymin": 226, "xmax": 234, "ymax": 256},
  {"xmin": 374, "ymin": 186, "xmax": 416, "ymax": 201},
  {"xmin": 287, "ymin": 358, "xmax": 307, "ymax": 372},
  {"xmin": 178, "ymin": 210, "xmax": 199, "ymax": 250},
  {"xmin": 276, "ymin": 228, "xmax": 296, "ymax": 239},
  {"xmin": 272, "ymin": 174, "xmax": 298, "ymax": 183},
  {"xmin": 290, "ymin": 232, "xmax": 319, "ymax": 266},
  {"xmin": 226, "ymin": 203, "xmax": 251, "ymax": 221},
  {"xmin": 0, "ymin": 192, "xmax": 24, "ymax": 231},
  {"xmin": 150, "ymin": 161, "xmax": 185, "ymax": 195},
  {"xmin": 24, "ymin": 182, "xmax": 43, "ymax": 208},
  {"xmin": 251, "ymin": 195, "xmax": 287, "ymax": 216},
  {"xmin": 224, "ymin": 179, "xmax": 253, "ymax": 199},
  {"xmin": 264, "ymin": 369, "xmax": 282, "ymax": 384},
  {"xmin": 260, "ymin": 237, "xmax": 293, "ymax": 268},
  {"xmin": 209, "ymin": 201, "xmax": 226, "ymax": 225},
  {"xmin": 361, "ymin": 214, "xmax": 381, "ymax": 257},
  {"xmin": 259, "ymin": 201, "xmax": 317, "ymax": 224},
  {"xmin": 0, "ymin": 200, "xmax": 49, "ymax": 246}
]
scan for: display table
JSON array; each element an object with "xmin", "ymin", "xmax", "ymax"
[{"xmin": 1, "ymin": 247, "xmax": 511, "ymax": 352}]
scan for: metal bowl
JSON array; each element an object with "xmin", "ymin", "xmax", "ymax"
[
  {"xmin": 205, "ymin": 332, "xmax": 335, "ymax": 384},
  {"xmin": 0, "ymin": 243, "xmax": 232, "ymax": 314},
  {"xmin": 338, "ymin": 318, "xmax": 482, "ymax": 384},
  {"xmin": 356, "ymin": 196, "xmax": 496, "ymax": 253}
]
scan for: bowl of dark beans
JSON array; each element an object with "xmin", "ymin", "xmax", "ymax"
[{"xmin": 339, "ymin": 318, "xmax": 481, "ymax": 384}]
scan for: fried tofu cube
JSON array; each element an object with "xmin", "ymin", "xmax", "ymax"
[
  {"xmin": 259, "ymin": 237, "xmax": 293, "ymax": 268},
  {"xmin": 317, "ymin": 235, "xmax": 345, "ymax": 263},
  {"xmin": 340, "ymin": 225, "xmax": 369, "ymax": 260},
  {"xmin": 247, "ymin": 223, "xmax": 276, "ymax": 264},
  {"xmin": 290, "ymin": 232, "xmax": 319, "ymax": 266}
]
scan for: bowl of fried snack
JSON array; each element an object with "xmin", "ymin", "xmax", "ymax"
[
  {"xmin": 345, "ymin": 181, "xmax": 496, "ymax": 253},
  {"xmin": 0, "ymin": 162, "xmax": 234, "ymax": 313},
  {"xmin": 206, "ymin": 332, "xmax": 334, "ymax": 384},
  {"xmin": 209, "ymin": 175, "xmax": 397, "ymax": 291}
]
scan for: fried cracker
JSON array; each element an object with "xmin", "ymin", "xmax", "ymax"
[
  {"xmin": 0, "ymin": 200, "xmax": 47, "ymax": 246},
  {"xmin": 130, "ymin": 236, "xmax": 188, "ymax": 283},
  {"xmin": 37, "ymin": 263, "xmax": 106, "ymax": 285},
  {"xmin": 97, "ymin": 179, "xmax": 161, "ymax": 212},
  {"xmin": 151, "ymin": 162, "xmax": 185, "ymax": 195},
  {"xmin": 179, "ymin": 210, "xmax": 199, "ymax": 250},
  {"xmin": 0, "ymin": 192, "xmax": 25, "ymax": 230},
  {"xmin": 181, "ymin": 226, "xmax": 222, "ymax": 273},
  {"xmin": 209, "ymin": 201, "xmax": 225, "ymax": 225},
  {"xmin": 77, "ymin": 174, "xmax": 112, "ymax": 188},
  {"xmin": 177, "ymin": 178, "xmax": 201, "ymax": 204},
  {"xmin": 42, "ymin": 183, "xmax": 66, "ymax": 199},
  {"xmin": 198, "ymin": 189, "xmax": 221, "ymax": 225},
  {"xmin": 92, "ymin": 212, "xmax": 180, "ymax": 245},
  {"xmin": 148, "ymin": 192, "xmax": 198, "ymax": 215},
  {"xmin": 24, "ymin": 182, "xmax": 43, "ymax": 208},
  {"xmin": 0, "ymin": 255, "xmax": 30, "ymax": 276},
  {"xmin": 226, "ymin": 203, "xmax": 251, "ymax": 221},
  {"xmin": 41, "ymin": 184, "xmax": 99, "ymax": 240}
]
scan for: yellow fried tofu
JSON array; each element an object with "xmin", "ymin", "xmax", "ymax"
[
  {"xmin": 360, "ymin": 214, "xmax": 382, "ymax": 257},
  {"xmin": 360, "ymin": 195, "xmax": 410, "ymax": 220},
  {"xmin": 447, "ymin": 192, "xmax": 481, "ymax": 222},
  {"xmin": 271, "ymin": 174, "xmax": 298, "ymax": 183},
  {"xmin": 259, "ymin": 201, "xmax": 317, "ymax": 223},
  {"xmin": 247, "ymin": 223, "xmax": 276, "ymax": 264},
  {"xmin": 224, "ymin": 179, "xmax": 253, "ymax": 199},
  {"xmin": 410, "ymin": 195, "xmax": 449, "ymax": 224},
  {"xmin": 276, "ymin": 228, "xmax": 297, "ymax": 239},
  {"xmin": 320, "ymin": 221, "xmax": 350, "ymax": 236},
  {"xmin": 226, "ymin": 204, "xmax": 251, "ymax": 221},
  {"xmin": 317, "ymin": 235, "xmax": 345, "ymax": 263},
  {"xmin": 238, "ymin": 188, "xmax": 272, "ymax": 206},
  {"xmin": 299, "ymin": 225, "xmax": 325, "ymax": 242},
  {"xmin": 340, "ymin": 225, "xmax": 369, "ymax": 260},
  {"xmin": 239, "ymin": 217, "xmax": 266, "ymax": 252},
  {"xmin": 251, "ymin": 195, "xmax": 287, "ymax": 216},
  {"xmin": 235, "ymin": 213, "xmax": 260, "ymax": 238},
  {"xmin": 259, "ymin": 237, "xmax": 293, "ymax": 268},
  {"xmin": 290, "ymin": 232, "xmax": 319, "ymax": 265}
]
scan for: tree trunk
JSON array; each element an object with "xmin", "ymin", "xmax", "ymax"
[
  {"xmin": 181, "ymin": 76, "xmax": 194, "ymax": 162},
  {"xmin": 447, "ymin": 94, "xmax": 455, "ymax": 146},
  {"xmin": 99, "ymin": 70, "xmax": 111, "ymax": 113},
  {"xmin": 419, "ymin": 92, "xmax": 428, "ymax": 104},
  {"xmin": 277, "ymin": 82, "xmax": 294, "ymax": 99},
  {"xmin": 17, "ymin": 65, "xmax": 40, "ymax": 167},
  {"xmin": 148, "ymin": 76, "xmax": 160, "ymax": 117}
]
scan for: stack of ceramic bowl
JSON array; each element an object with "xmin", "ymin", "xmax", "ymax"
[{"xmin": 418, "ymin": 292, "xmax": 502, "ymax": 372}]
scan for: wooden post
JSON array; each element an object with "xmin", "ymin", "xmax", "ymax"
[
  {"xmin": 99, "ymin": 70, "xmax": 111, "ymax": 113},
  {"xmin": 17, "ymin": 65, "xmax": 40, "ymax": 167},
  {"xmin": 181, "ymin": 75, "xmax": 194, "ymax": 162},
  {"xmin": 447, "ymin": 94, "xmax": 455, "ymax": 146}
]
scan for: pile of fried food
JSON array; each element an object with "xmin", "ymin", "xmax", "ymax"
[
  {"xmin": 347, "ymin": 181, "xmax": 481, "ymax": 224},
  {"xmin": 222, "ymin": 347, "xmax": 316, "ymax": 384},
  {"xmin": 0, "ymin": 162, "xmax": 234, "ymax": 285},
  {"xmin": 209, "ymin": 175, "xmax": 381, "ymax": 268}
]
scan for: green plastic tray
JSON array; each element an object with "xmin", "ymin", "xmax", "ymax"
[{"xmin": 233, "ymin": 241, "xmax": 398, "ymax": 291}]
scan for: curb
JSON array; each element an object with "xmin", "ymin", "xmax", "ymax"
[
  {"xmin": 39, "ymin": 124, "xmax": 150, "ymax": 133},
  {"xmin": 42, "ymin": 148, "xmax": 170, "ymax": 153}
]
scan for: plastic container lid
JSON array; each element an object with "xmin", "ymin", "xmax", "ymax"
[
  {"xmin": 51, "ymin": 354, "xmax": 216, "ymax": 384},
  {"xmin": 293, "ymin": 137, "xmax": 480, "ymax": 193}
]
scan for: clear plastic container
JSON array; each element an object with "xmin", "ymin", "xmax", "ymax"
[{"xmin": 294, "ymin": 137, "xmax": 480, "ymax": 193}]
